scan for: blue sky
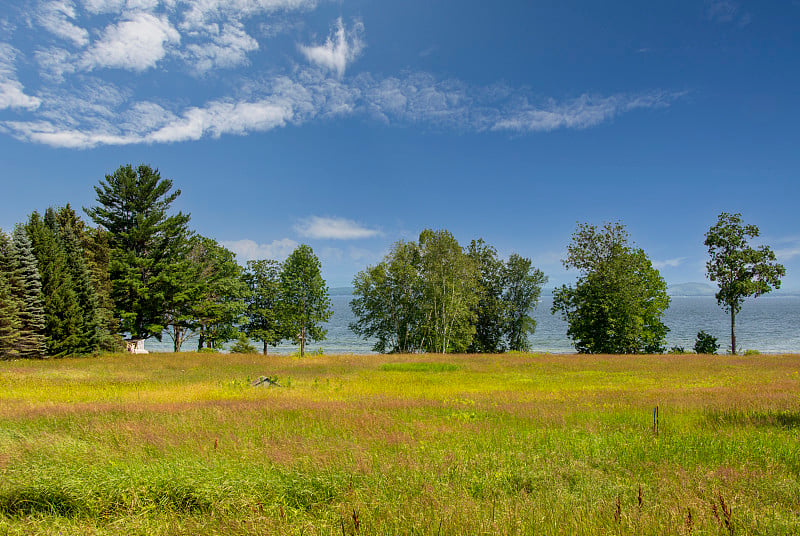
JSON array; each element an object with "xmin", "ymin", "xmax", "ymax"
[{"xmin": 0, "ymin": 0, "xmax": 798, "ymax": 290}]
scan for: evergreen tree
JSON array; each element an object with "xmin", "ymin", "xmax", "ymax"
[
  {"xmin": 6, "ymin": 227, "xmax": 47, "ymax": 358},
  {"xmin": 0, "ymin": 231, "xmax": 22, "ymax": 360},
  {"xmin": 27, "ymin": 211, "xmax": 80, "ymax": 356},
  {"xmin": 280, "ymin": 245, "xmax": 332, "ymax": 357},
  {"xmin": 85, "ymin": 164, "xmax": 191, "ymax": 340},
  {"xmin": 55, "ymin": 205, "xmax": 117, "ymax": 350}
]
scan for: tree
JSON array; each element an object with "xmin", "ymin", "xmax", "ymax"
[
  {"xmin": 350, "ymin": 240, "xmax": 425, "ymax": 353},
  {"xmin": 502, "ymin": 253, "xmax": 547, "ymax": 352},
  {"xmin": 26, "ymin": 211, "xmax": 84, "ymax": 356},
  {"xmin": 85, "ymin": 164, "xmax": 191, "ymax": 341},
  {"xmin": 417, "ymin": 229, "xmax": 478, "ymax": 353},
  {"xmin": 188, "ymin": 236, "xmax": 249, "ymax": 350},
  {"xmin": 0, "ymin": 228, "xmax": 47, "ymax": 358},
  {"xmin": 552, "ymin": 222, "xmax": 670, "ymax": 354},
  {"xmin": 694, "ymin": 330, "xmax": 719, "ymax": 355},
  {"xmin": 243, "ymin": 259, "xmax": 285, "ymax": 355},
  {"xmin": 705, "ymin": 212, "xmax": 785, "ymax": 354},
  {"xmin": 280, "ymin": 245, "xmax": 332, "ymax": 357},
  {"xmin": 0, "ymin": 231, "xmax": 22, "ymax": 360},
  {"xmin": 466, "ymin": 239, "xmax": 506, "ymax": 353}
]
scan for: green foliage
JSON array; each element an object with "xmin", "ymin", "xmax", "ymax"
[
  {"xmin": 502, "ymin": 253, "xmax": 547, "ymax": 351},
  {"xmin": 229, "ymin": 333, "xmax": 257, "ymax": 354},
  {"xmin": 705, "ymin": 212, "xmax": 785, "ymax": 355},
  {"xmin": 1, "ymin": 227, "xmax": 47, "ymax": 358},
  {"xmin": 743, "ymin": 349, "xmax": 761, "ymax": 356},
  {"xmin": 351, "ymin": 232, "xmax": 546, "ymax": 354},
  {"xmin": 243, "ymin": 259, "xmax": 285, "ymax": 355},
  {"xmin": 668, "ymin": 346, "xmax": 686, "ymax": 354},
  {"xmin": 350, "ymin": 240, "xmax": 424, "ymax": 353},
  {"xmin": 552, "ymin": 222, "xmax": 670, "ymax": 354},
  {"xmin": 85, "ymin": 164, "xmax": 191, "ymax": 340},
  {"xmin": 280, "ymin": 245, "xmax": 332, "ymax": 357},
  {"xmin": 694, "ymin": 330, "xmax": 719, "ymax": 354},
  {"xmin": 0, "ymin": 232, "xmax": 22, "ymax": 360},
  {"xmin": 417, "ymin": 229, "xmax": 478, "ymax": 353}
]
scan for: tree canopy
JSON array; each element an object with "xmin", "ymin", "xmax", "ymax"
[
  {"xmin": 280, "ymin": 245, "xmax": 332, "ymax": 357},
  {"xmin": 552, "ymin": 222, "xmax": 670, "ymax": 354}
]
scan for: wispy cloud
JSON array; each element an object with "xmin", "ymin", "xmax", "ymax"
[
  {"xmin": 705, "ymin": 0, "xmax": 752, "ymax": 26},
  {"xmin": 221, "ymin": 238, "xmax": 298, "ymax": 261},
  {"xmin": 37, "ymin": 0, "xmax": 90, "ymax": 47},
  {"xmin": 183, "ymin": 22, "xmax": 258, "ymax": 73},
  {"xmin": 295, "ymin": 216, "xmax": 381, "ymax": 240},
  {"xmin": 652, "ymin": 257, "xmax": 687, "ymax": 269},
  {"xmin": 299, "ymin": 18, "xmax": 364, "ymax": 78},
  {"xmin": 0, "ymin": 45, "xmax": 42, "ymax": 111}
]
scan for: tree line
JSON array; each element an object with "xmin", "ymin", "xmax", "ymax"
[
  {"xmin": 0, "ymin": 164, "xmax": 332, "ymax": 359},
  {"xmin": 0, "ymin": 162, "xmax": 787, "ymax": 359}
]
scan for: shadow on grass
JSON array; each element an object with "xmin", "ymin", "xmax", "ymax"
[
  {"xmin": 704, "ymin": 409, "xmax": 800, "ymax": 429},
  {"xmin": 0, "ymin": 487, "xmax": 79, "ymax": 517}
]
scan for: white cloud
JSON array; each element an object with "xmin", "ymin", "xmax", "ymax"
[
  {"xmin": 80, "ymin": 12, "xmax": 180, "ymax": 71},
  {"xmin": 299, "ymin": 17, "xmax": 364, "ymax": 78},
  {"xmin": 222, "ymin": 238, "xmax": 298, "ymax": 261},
  {"xmin": 652, "ymin": 257, "xmax": 686, "ymax": 269},
  {"xmin": 0, "ymin": 45, "xmax": 42, "ymax": 111},
  {"xmin": 184, "ymin": 22, "xmax": 259, "ymax": 73},
  {"xmin": 295, "ymin": 216, "xmax": 381, "ymax": 240},
  {"xmin": 37, "ymin": 0, "xmax": 90, "ymax": 47}
]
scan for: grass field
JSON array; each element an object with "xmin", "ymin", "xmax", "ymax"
[{"xmin": 1, "ymin": 352, "xmax": 799, "ymax": 535}]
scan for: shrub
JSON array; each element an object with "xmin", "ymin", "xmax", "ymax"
[
  {"xmin": 744, "ymin": 349, "xmax": 761, "ymax": 356},
  {"xmin": 229, "ymin": 334, "xmax": 256, "ymax": 354},
  {"xmin": 694, "ymin": 331, "xmax": 719, "ymax": 354},
  {"xmin": 668, "ymin": 346, "xmax": 686, "ymax": 354}
]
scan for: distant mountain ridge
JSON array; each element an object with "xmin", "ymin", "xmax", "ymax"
[{"xmin": 667, "ymin": 282, "xmax": 716, "ymax": 296}]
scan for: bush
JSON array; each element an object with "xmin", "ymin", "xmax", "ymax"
[
  {"xmin": 744, "ymin": 349, "xmax": 761, "ymax": 356},
  {"xmin": 668, "ymin": 346, "xmax": 686, "ymax": 354},
  {"xmin": 694, "ymin": 331, "xmax": 719, "ymax": 354},
  {"xmin": 197, "ymin": 347, "xmax": 218, "ymax": 354},
  {"xmin": 229, "ymin": 334, "xmax": 257, "ymax": 354}
]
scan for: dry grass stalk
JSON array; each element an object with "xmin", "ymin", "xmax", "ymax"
[
  {"xmin": 686, "ymin": 508, "xmax": 693, "ymax": 533},
  {"xmin": 638, "ymin": 484, "xmax": 642, "ymax": 509},
  {"xmin": 614, "ymin": 495, "xmax": 621, "ymax": 524}
]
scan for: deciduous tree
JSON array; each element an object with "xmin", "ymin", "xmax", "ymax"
[
  {"xmin": 552, "ymin": 222, "xmax": 669, "ymax": 354},
  {"xmin": 705, "ymin": 212, "xmax": 785, "ymax": 354}
]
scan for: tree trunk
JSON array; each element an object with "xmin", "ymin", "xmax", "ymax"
[
  {"xmin": 173, "ymin": 327, "xmax": 182, "ymax": 353},
  {"xmin": 197, "ymin": 329, "xmax": 204, "ymax": 352},
  {"xmin": 263, "ymin": 341, "xmax": 268, "ymax": 356},
  {"xmin": 730, "ymin": 308, "xmax": 736, "ymax": 355},
  {"xmin": 300, "ymin": 324, "xmax": 306, "ymax": 357}
]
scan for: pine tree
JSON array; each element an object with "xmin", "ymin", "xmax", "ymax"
[
  {"xmin": 8, "ymin": 227, "xmax": 47, "ymax": 358},
  {"xmin": 85, "ymin": 164, "xmax": 191, "ymax": 340}
]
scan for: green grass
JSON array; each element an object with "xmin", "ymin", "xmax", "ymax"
[{"xmin": 1, "ymin": 352, "xmax": 799, "ymax": 534}]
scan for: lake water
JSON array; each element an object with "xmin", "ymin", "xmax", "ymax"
[{"xmin": 147, "ymin": 294, "xmax": 800, "ymax": 354}]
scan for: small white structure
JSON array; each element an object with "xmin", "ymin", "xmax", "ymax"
[{"xmin": 124, "ymin": 338, "xmax": 149, "ymax": 354}]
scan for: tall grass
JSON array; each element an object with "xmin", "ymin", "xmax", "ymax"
[{"xmin": 1, "ymin": 352, "xmax": 799, "ymax": 534}]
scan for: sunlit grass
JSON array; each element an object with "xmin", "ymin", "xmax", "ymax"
[{"xmin": 1, "ymin": 352, "xmax": 799, "ymax": 534}]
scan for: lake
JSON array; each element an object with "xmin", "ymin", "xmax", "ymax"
[{"xmin": 147, "ymin": 293, "xmax": 800, "ymax": 354}]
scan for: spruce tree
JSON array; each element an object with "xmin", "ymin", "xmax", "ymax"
[
  {"xmin": 27, "ymin": 211, "xmax": 83, "ymax": 356},
  {"xmin": 0, "ymin": 231, "xmax": 22, "ymax": 360},
  {"xmin": 8, "ymin": 227, "xmax": 47, "ymax": 358}
]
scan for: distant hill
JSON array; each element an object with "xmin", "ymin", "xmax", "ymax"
[{"xmin": 668, "ymin": 282, "xmax": 716, "ymax": 296}]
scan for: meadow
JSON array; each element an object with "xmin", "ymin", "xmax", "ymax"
[{"xmin": 0, "ymin": 352, "xmax": 799, "ymax": 535}]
